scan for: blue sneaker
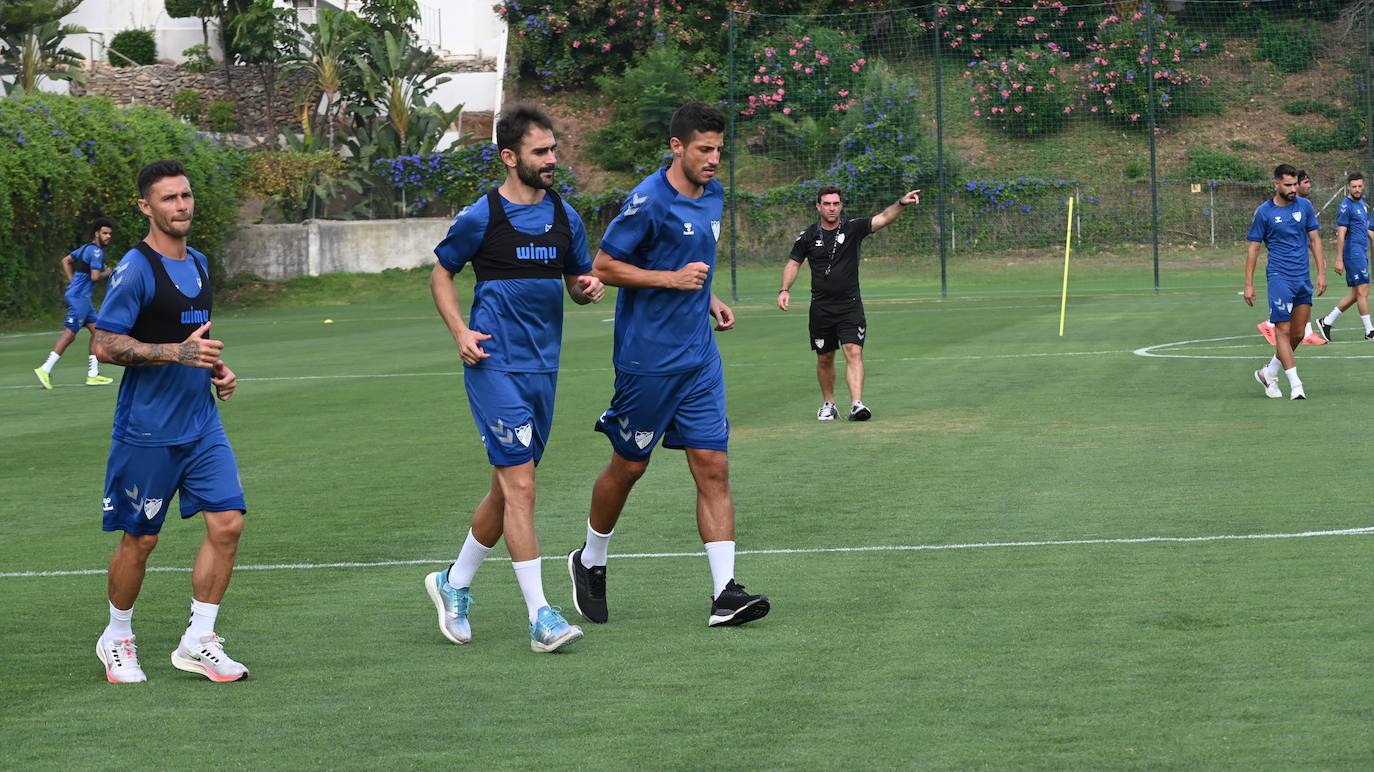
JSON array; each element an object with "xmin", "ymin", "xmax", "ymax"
[
  {"xmin": 424, "ymin": 571, "xmax": 472, "ymax": 644},
  {"xmin": 529, "ymin": 606, "xmax": 582, "ymax": 653}
]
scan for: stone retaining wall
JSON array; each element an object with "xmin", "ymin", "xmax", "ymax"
[{"xmin": 73, "ymin": 63, "xmax": 313, "ymax": 135}]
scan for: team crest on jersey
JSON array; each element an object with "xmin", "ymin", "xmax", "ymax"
[
  {"xmin": 836, "ymin": 232, "xmax": 846, "ymax": 244},
  {"xmin": 514, "ymin": 422, "xmax": 533, "ymax": 448},
  {"xmin": 142, "ymin": 498, "xmax": 163, "ymax": 519},
  {"xmin": 814, "ymin": 338, "xmax": 825, "ymax": 348},
  {"xmin": 1293, "ymin": 211, "xmax": 1303, "ymax": 222},
  {"xmin": 634, "ymin": 430, "xmax": 655, "ymax": 449},
  {"xmin": 711, "ymin": 220, "xmax": 721, "ymax": 241}
]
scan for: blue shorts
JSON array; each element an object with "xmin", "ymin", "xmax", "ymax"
[
  {"xmin": 1266, "ymin": 275, "xmax": 1314, "ymax": 324},
  {"xmin": 64, "ymin": 297, "xmax": 95, "ymax": 332},
  {"xmin": 102, "ymin": 425, "xmax": 246, "ymax": 536},
  {"xmin": 463, "ymin": 366, "xmax": 556, "ymax": 467},
  {"xmin": 1344, "ymin": 257, "xmax": 1370, "ymax": 287},
  {"xmin": 594, "ymin": 356, "xmax": 729, "ymax": 462}
]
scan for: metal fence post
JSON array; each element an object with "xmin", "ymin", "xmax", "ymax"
[
  {"xmin": 934, "ymin": 4, "xmax": 948, "ymax": 298},
  {"xmin": 727, "ymin": 9, "xmax": 739, "ymax": 303},
  {"xmin": 1146, "ymin": 2, "xmax": 1161, "ymax": 293}
]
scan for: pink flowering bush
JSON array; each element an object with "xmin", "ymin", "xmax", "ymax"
[
  {"xmin": 1080, "ymin": 11, "xmax": 1210, "ymax": 127},
  {"xmin": 965, "ymin": 44, "xmax": 1072, "ymax": 137},
  {"xmin": 739, "ymin": 25, "xmax": 867, "ymax": 122},
  {"xmin": 938, "ymin": 0, "xmax": 1100, "ymax": 58}
]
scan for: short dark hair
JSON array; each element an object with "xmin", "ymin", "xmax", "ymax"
[
  {"xmin": 1296, "ymin": 168, "xmax": 1310, "ymax": 183},
  {"xmin": 91, "ymin": 217, "xmax": 114, "ymax": 235},
  {"xmin": 669, "ymin": 101, "xmax": 725, "ymax": 145},
  {"xmin": 138, "ymin": 159, "xmax": 188, "ymax": 198},
  {"xmin": 816, "ymin": 185, "xmax": 843, "ymax": 203},
  {"xmin": 1274, "ymin": 163, "xmax": 1299, "ymax": 180},
  {"xmin": 495, "ymin": 103, "xmax": 555, "ymax": 154},
  {"xmin": 1350, "ymin": 171, "xmax": 1365, "ymax": 183}
]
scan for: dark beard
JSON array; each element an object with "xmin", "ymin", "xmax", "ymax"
[{"xmin": 517, "ymin": 162, "xmax": 553, "ymax": 190}]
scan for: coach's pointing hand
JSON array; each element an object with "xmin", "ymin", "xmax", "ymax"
[
  {"xmin": 178, "ymin": 322, "xmax": 223, "ymax": 368},
  {"xmin": 668, "ymin": 261, "xmax": 710, "ymax": 291},
  {"xmin": 899, "ymin": 189, "xmax": 921, "ymax": 207}
]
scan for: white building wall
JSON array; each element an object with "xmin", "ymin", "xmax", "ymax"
[{"xmin": 64, "ymin": 0, "xmax": 222, "ymax": 69}]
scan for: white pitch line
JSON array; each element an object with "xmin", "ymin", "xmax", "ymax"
[
  {"xmin": 1134, "ymin": 333, "xmax": 1374, "ymax": 360},
  {"xmin": 3, "ymin": 525, "xmax": 1370, "ymax": 579}
]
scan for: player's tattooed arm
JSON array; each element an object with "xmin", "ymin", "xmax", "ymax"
[{"xmin": 93, "ymin": 323, "xmax": 222, "ymax": 368}]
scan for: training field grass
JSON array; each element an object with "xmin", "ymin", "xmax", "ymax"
[{"xmin": 1, "ymin": 259, "xmax": 1371, "ymax": 769}]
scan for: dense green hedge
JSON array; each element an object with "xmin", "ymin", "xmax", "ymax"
[{"xmin": 0, "ymin": 94, "xmax": 243, "ymax": 318}]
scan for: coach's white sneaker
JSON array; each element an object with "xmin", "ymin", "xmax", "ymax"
[
  {"xmin": 1290, "ymin": 384, "xmax": 1307, "ymax": 400},
  {"xmin": 1254, "ymin": 369, "xmax": 1281, "ymax": 399},
  {"xmin": 817, "ymin": 402, "xmax": 837, "ymax": 421},
  {"xmin": 97, "ymin": 636, "xmax": 147, "ymax": 683},
  {"xmin": 171, "ymin": 634, "xmax": 249, "ymax": 682}
]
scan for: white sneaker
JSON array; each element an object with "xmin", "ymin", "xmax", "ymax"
[
  {"xmin": 849, "ymin": 401, "xmax": 872, "ymax": 421},
  {"xmin": 816, "ymin": 402, "xmax": 837, "ymax": 421},
  {"xmin": 1290, "ymin": 384, "xmax": 1307, "ymax": 400},
  {"xmin": 171, "ymin": 634, "xmax": 249, "ymax": 682},
  {"xmin": 96, "ymin": 636, "xmax": 147, "ymax": 683},
  {"xmin": 1254, "ymin": 369, "xmax": 1281, "ymax": 399}
]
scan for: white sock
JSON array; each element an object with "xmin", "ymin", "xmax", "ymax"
[
  {"xmin": 87, "ymin": 355, "xmax": 99, "ymax": 377},
  {"xmin": 445, "ymin": 529, "xmax": 491, "ymax": 590},
  {"xmin": 182, "ymin": 598, "xmax": 219, "ymax": 647},
  {"xmin": 1324, "ymin": 307, "xmax": 1343, "ymax": 326},
  {"xmin": 40, "ymin": 351, "xmax": 59, "ymax": 373},
  {"xmin": 704, "ymin": 540, "xmax": 735, "ymax": 599},
  {"xmin": 580, "ymin": 521, "xmax": 613, "ymax": 568},
  {"xmin": 1363, "ymin": 314, "xmax": 1372, "ymax": 333},
  {"xmin": 1284, "ymin": 367, "xmax": 1302, "ymax": 389},
  {"xmin": 103, "ymin": 601, "xmax": 133, "ymax": 641},
  {"xmin": 1264, "ymin": 356, "xmax": 1280, "ymax": 378},
  {"xmin": 511, "ymin": 558, "xmax": 549, "ymax": 623}
]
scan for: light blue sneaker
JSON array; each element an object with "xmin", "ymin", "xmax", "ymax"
[
  {"xmin": 529, "ymin": 606, "xmax": 582, "ymax": 653},
  {"xmin": 425, "ymin": 571, "xmax": 472, "ymax": 644}
]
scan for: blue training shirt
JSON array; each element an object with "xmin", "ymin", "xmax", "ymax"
[
  {"xmin": 96, "ymin": 246, "xmax": 221, "ymax": 447},
  {"xmin": 65, "ymin": 242, "xmax": 106, "ymax": 302},
  {"xmin": 1247, "ymin": 196, "xmax": 1319, "ymax": 279},
  {"xmin": 600, "ymin": 168, "xmax": 725, "ymax": 375},
  {"xmin": 1336, "ymin": 196, "xmax": 1371, "ymax": 261},
  {"xmin": 433, "ymin": 192, "xmax": 592, "ymax": 373}
]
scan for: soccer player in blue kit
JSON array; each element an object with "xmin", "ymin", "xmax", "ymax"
[
  {"xmin": 33, "ymin": 217, "xmax": 116, "ymax": 388},
  {"xmin": 1316, "ymin": 172, "xmax": 1374, "ymax": 341},
  {"xmin": 91, "ymin": 160, "xmax": 248, "ymax": 683},
  {"xmin": 565, "ymin": 102, "xmax": 771, "ymax": 628},
  {"xmin": 1246, "ymin": 163, "xmax": 1327, "ymax": 400},
  {"xmin": 426, "ymin": 104, "xmax": 604, "ymax": 653}
]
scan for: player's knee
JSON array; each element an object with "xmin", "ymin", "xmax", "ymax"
[
  {"xmin": 121, "ymin": 532, "xmax": 159, "ymax": 560},
  {"xmin": 205, "ymin": 510, "xmax": 245, "ymax": 545},
  {"xmin": 609, "ymin": 453, "xmax": 650, "ymax": 483},
  {"xmin": 496, "ymin": 472, "xmax": 536, "ymax": 504},
  {"xmin": 842, "ymin": 343, "xmax": 863, "ymax": 359}
]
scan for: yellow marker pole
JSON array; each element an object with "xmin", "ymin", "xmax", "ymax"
[{"xmin": 1058, "ymin": 196, "xmax": 1075, "ymax": 337}]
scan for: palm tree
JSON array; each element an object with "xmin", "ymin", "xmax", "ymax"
[
  {"xmin": 0, "ymin": 0, "xmax": 86, "ymax": 94},
  {"xmin": 287, "ymin": 9, "xmax": 361, "ymax": 150}
]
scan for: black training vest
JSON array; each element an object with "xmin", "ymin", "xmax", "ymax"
[
  {"xmin": 470, "ymin": 188, "xmax": 571, "ymax": 282},
  {"xmin": 127, "ymin": 241, "xmax": 213, "ymax": 344}
]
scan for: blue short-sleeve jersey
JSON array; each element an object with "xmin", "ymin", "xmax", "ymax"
[
  {"xmin": 433, "ymin": 192, "xmax": 592, "ymax": 373},
  {"xmin": 65, "ymin": 242, "xmax": 106, "ymax": 302},
  {"xmin": 599, "ymin": 168, "xmax": 725, "ymax": 374},
  {"xmin": 96, "ymin": 246, "xmax": 221, "ymax": 447},
  {"xmin": 1337, "ymin": 196, "xmax": 1370, "ymax": 260},
  {"xmin": 1248, "ymin": 197, "xmax": 1319, "ymax": 279}
]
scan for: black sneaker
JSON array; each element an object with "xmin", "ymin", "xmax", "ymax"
[
  {"xmin": 567, "ymin": 547, "xmax": 608, "ymax": 623},
  {"xmin": 1319, "ymin": 321, "xmax": 1333, "ymax": 342},
  {"xmin": 708, "ymin": 579, "xmax": 770, "ymax": 627},
  {"xmin": 1365, "ymin": 330, "xmax": 1374, "ymax": 340},
  {"xmin": 849, "ymin": 401, "xmax": 872, "ymax": 422}
]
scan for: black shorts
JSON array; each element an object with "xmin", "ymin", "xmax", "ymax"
[{"xmin": 809, "ymin": 303, "xmax": 866, "ymax": 353}]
